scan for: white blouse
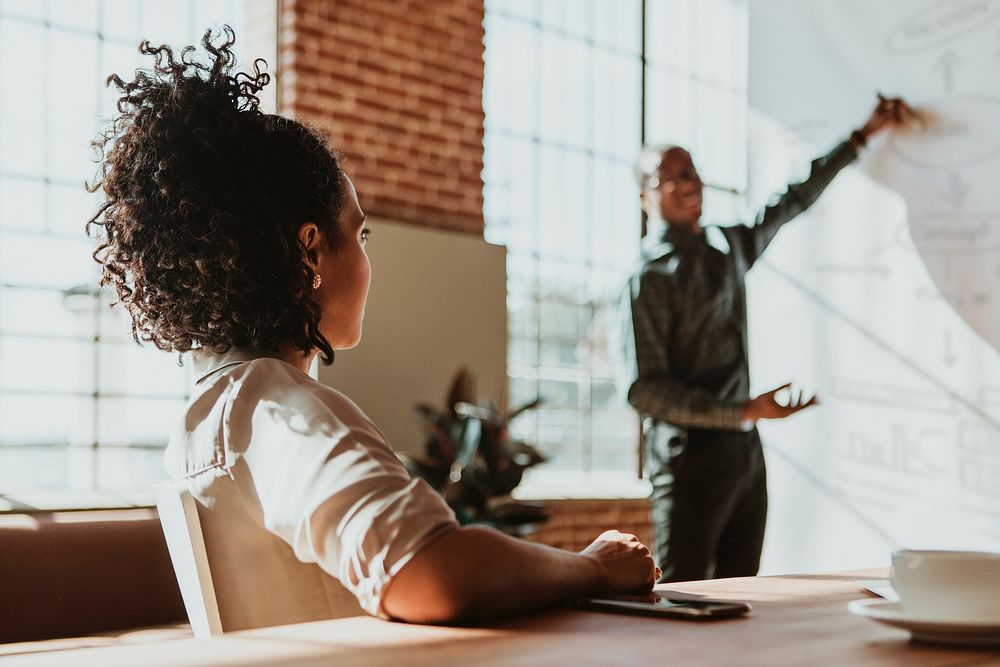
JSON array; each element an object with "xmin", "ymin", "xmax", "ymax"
[{"xmin": 164, "ymin": 347, "xmax": 459, "ymax": 617}]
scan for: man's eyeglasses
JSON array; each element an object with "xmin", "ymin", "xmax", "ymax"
[
  {"xmin": 643, "ymin": 173, "xmax": 702, "ymax": 191},
  {"xmin": 644, "ymin": 173, "xmax": 741, "ymax": 195}
]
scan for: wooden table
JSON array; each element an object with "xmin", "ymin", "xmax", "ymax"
[{"xmin": 4, "ymin": 569, "xmax": 999, "ymax": 666}]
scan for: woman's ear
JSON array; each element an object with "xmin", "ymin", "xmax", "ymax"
[{"xmin": 298, "ymin": 222, "xmax": 321, "ymax": 267}]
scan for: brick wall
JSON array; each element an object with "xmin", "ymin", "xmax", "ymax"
[
  {"xmin": 525, "ymin": 499, "xmax": 653, "ymax": 553},
  {"xmin": 279, "ymin": 0, "xmax": 486, "ymax": 235}
]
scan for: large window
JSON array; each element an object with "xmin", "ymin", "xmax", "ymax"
[
  {"xmin": 0, "ymin": 1, "xmax": 268, "ymax": 506},
  {"xmin": 644, "ymin": 0, "xmax": 748, "ymax": 223},
  {"xmin": 483, "ymin": 0, "xmax": 748, "ymax": 490}
]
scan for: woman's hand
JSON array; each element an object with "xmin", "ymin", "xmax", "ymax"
[{"xmin": 580, "ymin": 530, "xmax": 659, "ymax": 594}]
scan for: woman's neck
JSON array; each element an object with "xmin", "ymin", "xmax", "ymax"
[{"xmin": 276, "ymin": 344, "xmax": 318, "ymax": 374}]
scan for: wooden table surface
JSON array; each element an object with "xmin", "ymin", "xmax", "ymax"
[{"xmin": 4, "ymin": 569, "xmax": 1000, "ymax": 666}]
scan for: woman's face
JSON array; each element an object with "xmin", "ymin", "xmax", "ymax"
[{"xmin": 314, "ymin": 174, "xmax": 371, "ymax": 349}]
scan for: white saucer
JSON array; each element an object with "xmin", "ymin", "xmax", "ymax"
[
  {"xmin": 855, "ymin": 579, "xmax": 898, "ymax": 602},
  {"xmin": 848, "ymin": 599, "xmax": 1000, "ymax": 647}
]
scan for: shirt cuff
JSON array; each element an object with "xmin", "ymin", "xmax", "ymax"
[{"xmin": 718, "ymin": 401, "xmax": 749, "ymax": 431}]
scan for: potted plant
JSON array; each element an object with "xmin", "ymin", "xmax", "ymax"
[{"xmin": 399, "ymin": 368, "xmax": 549, "ymax": 536}]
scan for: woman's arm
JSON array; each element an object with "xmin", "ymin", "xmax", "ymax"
[{"xmin": 381, "ymin": 526, "xmax": 656, "ymax": 624}]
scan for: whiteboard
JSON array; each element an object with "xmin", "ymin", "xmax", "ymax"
[{"xmin": 748, "ymin": 0, "xmax": 1000, "ymax": 574}]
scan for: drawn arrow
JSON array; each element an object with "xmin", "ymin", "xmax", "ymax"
[
  {"xmin": 933, "ymin": 49, "xmax": 961, "ymax": 91},
  {"xmin": 940, "ymin": 171, "xmax": 971, "ymax": 207}
]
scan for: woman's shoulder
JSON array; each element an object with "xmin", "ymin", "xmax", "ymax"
[
  {"xmin": 167, "ymin": 354, "xmax": 388, "ymax": 479},
  {"xmin": 231, "ymin": 357, "xmax": 382, "ymax": 439}
]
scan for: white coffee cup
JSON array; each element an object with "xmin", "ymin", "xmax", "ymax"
[{"xmin": 891, "ymin": 550, "xmax": 1000, "ymax": 622}]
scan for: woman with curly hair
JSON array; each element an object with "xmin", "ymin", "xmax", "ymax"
[{"xmin": 88, "ymin": 27, "xmax": 656, "ymax": 626}]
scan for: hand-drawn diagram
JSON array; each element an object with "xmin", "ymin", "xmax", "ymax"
[
  {"xmin": 831, "ymin": 377, "xmax": 954, "ymax": 414},
  {"xmin": 888, "ymin": 96, "xmax": 1000, "ymax": 169},
  {"xmin": 884, "ymin": 0, "xmax": 1000, "ymax": 54},
  {"xmin": 750, "ymin": 0, "xmax": 1000, "ymax": 574},
  {"xmin": 840, "ymin": 425, "xmax": 948, "ymax": 477}
]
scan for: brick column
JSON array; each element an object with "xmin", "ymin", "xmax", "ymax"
[{"xmin": 279, "ymin": 0, "xmax": 485, "ymax": 235}]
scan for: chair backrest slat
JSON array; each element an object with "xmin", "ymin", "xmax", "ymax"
[{"xmin": 155, "ymin": 482, "xmax": 223, "ymax": 638}]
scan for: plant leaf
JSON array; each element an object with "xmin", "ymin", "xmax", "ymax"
[
  {"xmin": 447, "ymin": 368, "xmax": 475, "ymax": 418},
  {"xmin": 506, "ymin": 397, "xmax": 544, "ymax": 422}
]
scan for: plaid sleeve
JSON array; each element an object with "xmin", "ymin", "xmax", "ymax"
[{"xmin": 621, "ymin": 269, "xmax": 746, "ymax": 430}]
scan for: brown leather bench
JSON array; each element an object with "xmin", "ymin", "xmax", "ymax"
[{"xmin": 0, "ymin": 508, "xmax": 186, "ymax": 643}]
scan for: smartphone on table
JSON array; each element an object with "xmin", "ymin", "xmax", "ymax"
[{"xmin": 572, "ymin": 592, "xmax": 751, "ymax": 620}]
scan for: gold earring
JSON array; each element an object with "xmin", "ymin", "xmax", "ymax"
[{"xmin": 312, "ymin": 274, "xmax": 322, "ymax": 289}]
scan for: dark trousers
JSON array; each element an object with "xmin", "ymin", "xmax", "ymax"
[{"xmin": 645, "ymin": 423, "xmax": 767, "ymax": 583}]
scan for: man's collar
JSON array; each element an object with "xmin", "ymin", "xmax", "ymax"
[
  {"xmin": 191, "ymin": 347, "xmax": 278, "ymax": 384},
  {"xmin": 662, "ymin": 224, "xmax": 706, "ymax": 250}
]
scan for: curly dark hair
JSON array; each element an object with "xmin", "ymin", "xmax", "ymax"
[{"xmin": 87, "ymin": 26, "xmax": 345, "ymax": 363}]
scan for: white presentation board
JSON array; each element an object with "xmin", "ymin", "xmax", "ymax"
[{"xmin": 748, "ymin": 0, "xmax": 1000, "ymax": 574}]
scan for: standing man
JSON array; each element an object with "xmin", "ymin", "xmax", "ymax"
[{"xmin": 621, "ymin": 96, "xmax": 916, "ymax": 582}]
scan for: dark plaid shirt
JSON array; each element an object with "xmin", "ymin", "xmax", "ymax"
[{"xmin": 620, "ymin": 140, "xmax": 858, "ymax": 431}]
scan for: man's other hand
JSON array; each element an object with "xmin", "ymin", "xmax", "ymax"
[{"xmin": 742, "ymin": 382, "xmax": 818, "ymax": 422}]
